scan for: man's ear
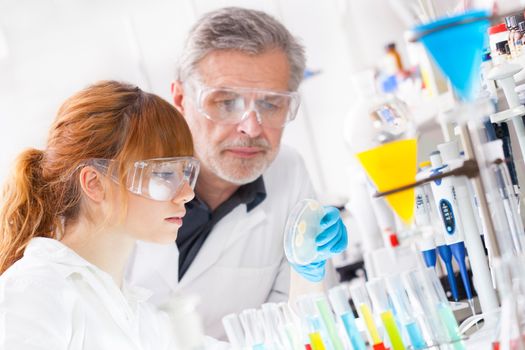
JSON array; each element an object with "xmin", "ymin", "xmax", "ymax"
[
  {"xmin": 78, "ymin": 167, "xmax": 106, "ymax": 203},
  {"xmin": 171, "ymin": 80, "xmax": 185, "ymax": 115}
]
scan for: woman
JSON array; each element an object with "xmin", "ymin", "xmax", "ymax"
[{"xmin": 0, "ymin": 80, "xmax": 199, "ymax": 349}]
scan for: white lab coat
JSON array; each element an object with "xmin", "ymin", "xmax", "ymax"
[
  {"xmin": 126, "ymin": 146, "xmax": 316, "ymax": 339},
  {"xmin": 0, "ymin": 237, "xmax": 174, "ymax": 350}
]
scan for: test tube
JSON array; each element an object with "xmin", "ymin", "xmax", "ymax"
[
  {"xmin": 261, "ymin": 303, "xmax": 287, "ymax": 350},
  {"xmin": 494, "ymin": 256, "xmax": 525, "ymax": 349},
  {"xmin": 223, "ymin": 313, "xmax": 247, "ymax": 350},
  {"xmin": 366, "ymin": 279, "xmax": 406, "ymax": 350},
  {"xmin": 349, "ymin": 283, "xmax": 387, "ymax": 350},
  {"xmin": 277, "ymin": 303, "xmax": 304, "ymax": 350},
  {"xmin": 239, "ymin": 309, "xmax": 266, "ymax": 350},
  {"xmin": 403, "ymin": 269, "xmax": 456, "ymax": 347},
  {"xmin": 484, "ymin": 140, "xmax": 525, "ymax": 254},
  {"xmin": 419, "ymin": 268, "xmax": 465, "ymax": 350},
  {"xmin": 295, "ymin": 295, "xmax": 329, "ymax": 350},
  {"xmin": 313, "ymin": 295, "xmax": 344, "ymax": 350},
  {"xmin": 385, "ymin": 275, "xmax": 427, "ymax": 350},
  {"xmin": 328, "ymin": 285, "xmax": 366, "ymax": 350}
]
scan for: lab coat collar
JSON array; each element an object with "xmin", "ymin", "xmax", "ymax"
[
  {"xmin": 25, "ymin": 237, "xmax": 155, "ymax": 347},
  {"xmin": 25, "ymin": 237, "xmax": 88, "ymax": 269},
  {"xmin": 177, "ymin": 205, "xmax": 267, "ymax": 288},
  {"xmin": 24, "ymin": 237, "xmax": 153, "ymax": 344},
  {"xmin": 26, "ymin": 237, "xmax": 152, "ymax": 302}
]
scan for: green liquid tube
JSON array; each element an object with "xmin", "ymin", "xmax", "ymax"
[
  {"xmin": 437, "ymin": 303, "xmax": 465, "ymax": 350},
  {"xmin": 380, "ymin": 310, "xmax": 406, "ymax": 350},
  {"xmin": 316, "ymin": 298, "xmax": 344, "ymax": 350}
]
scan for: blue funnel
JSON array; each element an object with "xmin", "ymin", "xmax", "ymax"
[{"xmin": 414, "ymin": 10, "xmax": 490, "ymax": 101}]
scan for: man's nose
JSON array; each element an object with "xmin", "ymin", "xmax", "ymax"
[{"xmin": 237, "ymin": 110, "xmax": 263, "ymax": 138}]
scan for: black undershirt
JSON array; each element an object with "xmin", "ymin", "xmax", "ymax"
[{"xmin": 176, "ymin": 176, "xmax": 267, "ymax": 280}]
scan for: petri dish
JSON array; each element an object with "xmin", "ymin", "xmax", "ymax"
[{"xmin": 284, "ymin": 199, "xmax": 325, "ymax": 265}]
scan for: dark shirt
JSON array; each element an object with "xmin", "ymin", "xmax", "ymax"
[{"xmin": 176, "ymin": 176, "xmax": 267, "ymax": 280}]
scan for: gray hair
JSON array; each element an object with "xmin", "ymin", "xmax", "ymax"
[{"xmin": 176, "ymin": 7, "xmax": 306, "ymax": 91}]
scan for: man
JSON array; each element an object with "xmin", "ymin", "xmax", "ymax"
[{"xmin": 126, "ymin": 7, "xmax": 348, "ymax": 339}]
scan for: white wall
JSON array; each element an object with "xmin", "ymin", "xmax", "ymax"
[{"xmin": 0, "ymin": 0, "xmax": 410, "ymax": 204}]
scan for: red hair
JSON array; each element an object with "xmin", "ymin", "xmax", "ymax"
[{"xmin": 0, "ymin": 81, "xmax": 193, "ymax": 274}]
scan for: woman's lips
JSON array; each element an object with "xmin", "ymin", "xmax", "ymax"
[{"xmin": 164, "ymin": 217, "xmax": 183, "ymax": 225}]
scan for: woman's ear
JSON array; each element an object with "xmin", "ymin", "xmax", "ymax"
[
  {"xmin": 78, "ymin": 167, "xmax": 106, "ymax": 203},
  {"xmin": 171, "ymin": 80, "xmax": 185, "ymax": 115}
]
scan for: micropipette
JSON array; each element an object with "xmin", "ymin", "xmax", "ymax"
[
  {"xmin": 438, "ymin": 140, "xmax": 481, "ymax": 316},
  {"xmin": 429, "ymin": 150, "xmax": 474, "ymax": 312},
  {"xmin": 418, "ymin": 230, "xmax": 437, "ymax": 268},
  {"xmin": 435, "ymin": 234, "xmax": 460, "ymax": 302}
]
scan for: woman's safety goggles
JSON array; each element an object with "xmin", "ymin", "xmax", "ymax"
[
  {"xmin": 191, "ymin": 82, "xmax": 300, "ymax": 129},
  {"xmin": 87, "ymin": 157, "xmax": 200, "ymax": 201}
]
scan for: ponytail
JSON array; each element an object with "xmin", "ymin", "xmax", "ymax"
[
  {"xmin": 0, "ymin": 149, "xmax": 56, "ymax": 274},
  {"xmin": 0, "ymin": 80, "xmax": 195, "ymax": 274}
]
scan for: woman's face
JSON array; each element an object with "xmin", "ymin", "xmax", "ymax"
[{"xmin": 116, "ymin": 181, "xmax": 195, "ymax": 244}]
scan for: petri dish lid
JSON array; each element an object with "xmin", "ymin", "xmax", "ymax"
[{"xmin": 284, "ymin": 199, "xmax": 324, "ymax": 265}]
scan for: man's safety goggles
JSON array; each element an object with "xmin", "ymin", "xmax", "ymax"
[
  {"xmin": 87, "ymin": 157, "xmax": 200, "ymax": 201},
  {"xmin": 191, "ymin": 82, "xmax": 300, "ymax": 129}
]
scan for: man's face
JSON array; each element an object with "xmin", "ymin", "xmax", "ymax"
[{"xmin": 179, "ymin": 49, "xmax": 291, "ymax": 185}]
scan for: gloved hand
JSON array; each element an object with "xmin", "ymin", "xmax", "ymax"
[
  {"xmin": 291, "ymin": 260, "xmax": 327, "ymax": 282},
  {"xmin": 316, "ymin": 206, "xmax": 348, "ymax": 258},
  {"xmin": 291, "ymin": 206, "xmax": 348, "ymax": 282}
]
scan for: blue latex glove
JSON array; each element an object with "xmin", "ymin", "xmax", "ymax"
[
  {"xmin": 292, "ymin": 206, "xmax": 348, "ymax": 282},
  {"xmin": 316, "ymin": 206, "xmax": 348, "ymax": 257},
  {"xmin": 291, "ymin": 260, "xmax": 327, "ymax": 282}
]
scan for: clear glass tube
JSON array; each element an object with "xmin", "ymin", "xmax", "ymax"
[
  {"xmin": 276, "ymin": 303, "xmax": 303, "ymax": 350},
  {"xmin": 458, "ymin": 100, "xmax": 520, "ymax": 258},
  {"xmin": 488, "ymin": 155, "xmax": 525, "ymax": 254},
  {"xmin": 261, "ymin": 303, "xmax": 287, "ymax": 350},
  {"xmin": 223, "ymin": 313, "xmax": 247, "ymax": 350},
  {"xmin": 239, "ymin": 309, "xmax": 266, "ymax": 350},
  {"xmin": 366, "ymin": 279, "xmax": 406, "ymax": 350},
  {"xmin": 295, "ymin": 294, "xmax": 331, "ymax": 350},
  {"xmin": 419, "ymin": 268, "xmax": 465, "ymax": 350},
  {"xmin": 493, "ymin": 256, "xmax": 525, "ymax": 350},
  {"xmin": 401, "ymin": 269, "xmax": 454, "ymax": 347},
  {"xmin": 349, "ymin": 283, "xmax": 384, "ymax": 347},
  {"xmin": 385, "ymin": 275, "xmax": 427, "ymax": 350},
  {"xmin": 328, "ymin": 285, "xmax": 366, "ymax": 350},
  {"xmin": 313, "ymin": 295, "xmax": 344, "ymax": 350}
]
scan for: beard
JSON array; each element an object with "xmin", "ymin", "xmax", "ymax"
[{"xmin": 202, "ymin": 137, "xmax": 278, "ymax": 185}]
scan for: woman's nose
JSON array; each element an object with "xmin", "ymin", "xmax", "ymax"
[{"xmin": 172, "ymin": 181, "xmax": 195, "ymax": 204}]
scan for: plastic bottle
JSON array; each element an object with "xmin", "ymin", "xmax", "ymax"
[{"xmin": 489, "ymin": 23, "xmax": 510, "ymax": 65}]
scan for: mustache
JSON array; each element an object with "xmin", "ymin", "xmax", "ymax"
[{"xmin": 220, "ymin": 137, "xmax": 271, "ymax": 150}]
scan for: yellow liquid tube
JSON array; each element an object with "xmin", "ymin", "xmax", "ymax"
[
  {"xmin": 359, "ymin": 303, "xmax": 382, "ymax": 345},
  {"xmin": 309, "ymin": 332, "xmax": 326, "ymax": 350},
  {"xmin": 380, "ymin": 310, "xmax": 406, "ymax": 350}
]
